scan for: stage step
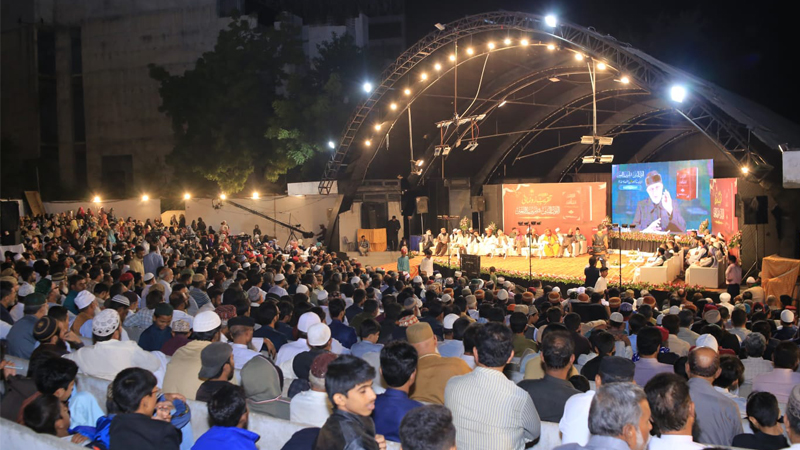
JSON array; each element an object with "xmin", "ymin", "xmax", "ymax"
[{"xmin": 345, "ymin": 251, "xmax": 404, "ymax": 267}]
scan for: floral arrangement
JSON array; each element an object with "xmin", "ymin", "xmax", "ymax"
[
  {"xmin": 486, "ymin": 222, "xmax": 497, "ymax": 233},
  {"xmin": 432, "ymin": 258, "xmax": 707, "ymax": 293},
  {"xmin": 599, "ymin": 216, "xmax": 612, "ymax": 230},
  {"xmin": 698, "ymin": 219, "xmax": 710, "ymax": 235},
  {"xmin": 728, "ymin": 230, "xmax": 742, "ymax": 249},
  {"xmin": 607, "ymin": 230, "xmax": 694, "ymax": 245},
  {"xmin": 459, "ymin": 216, "xmax": 471, "ymax": 233}
]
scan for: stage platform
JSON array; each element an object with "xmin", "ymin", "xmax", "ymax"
[{"xmin": 376, "ymin": 251, "xmax": 653, "ymax": 286}]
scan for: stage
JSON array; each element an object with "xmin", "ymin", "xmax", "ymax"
[{"xmin": 377, "ymin": 251, "xmax": 654, "ymax": 287}]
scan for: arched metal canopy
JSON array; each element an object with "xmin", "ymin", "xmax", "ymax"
[{"xmin": 318, "ymin": 11, "xmax": 789, "ymax": 197}]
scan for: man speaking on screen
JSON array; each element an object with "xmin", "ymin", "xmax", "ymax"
[{"xmin": 633, "ymin": 170, "xmax": 686, "ymax": 233}]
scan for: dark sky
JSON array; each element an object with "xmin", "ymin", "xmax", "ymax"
[{"xmin": 404, "ymin": 0, "xmax": 799, "ymax": 125}]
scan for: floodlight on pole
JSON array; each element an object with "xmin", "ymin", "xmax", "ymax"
[
  {"xmin": 362, "ymin": 82, "xmax": 373, "ymax": 93},
  {"xmin": 434, "ymin": 63, "xmax": 442, "ymax": 71},
  {"xmin": 220, "ymin": 193, "xmax": 227, "ymax": 200},
  {"xmin": 574, "ymin": 53, "xmax": 584, "ymax": 61},
  {"xmin": 544, "ymin": 15, "xmax": 557, "ymax": 27},
  {"xmin": 487, "ymin": 42, "xmax": 495, "ymax": 50},
  {"xmin": 520, "ymin": 38, "xmax": 529, "ymax": 46},
  {"xmin": 670, "ymin": 85, "xmax": 687, "ymax": 103},
  {"xmin": 619, "ymin": 76, "xmax": 630, "ymax": 84},
  {"xmin": 328, "ymin": 141, "xmax": 335, "ymax": 149},
  {"xmin": 93, "ymin": 195, "xmax": 101, "ymax": 203},
  {"xmin": 741, "ymin": 166, "xmax": 750, "ymax": 174},
  {"xmin": 183, "ymin": 193, "xmax": 191, "ymax": 200},
  {"xmin": 466, "ymin": 47, "xmax": 474, "ymax": 55},
  {"xmin": 252, "ymin": 192, "xmax": 259, "ymax": 200},
  {"xmin": 390, "ymin": 103, "xmax": 398, "ymax": 111},
  {"xmin": 596, "ymin": 62, "xmax": 606, "ymax": 70},
  {"xmin": 420, "ymin": 72, "xmax": 428, "ymax": 80},
  {"xmin": 449, "ymin": 54, "xmax": 456, "ymax": 61},
  {"xmin": 504, "ymin": 38, "xmax": 512, "ymax": 45}
]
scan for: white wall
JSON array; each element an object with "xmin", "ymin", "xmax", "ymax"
[
  {"xmin": 44, "ymin": 198, "xmax": 162, "ymax": 220},
  {"xmin": 184, "ymin": 196, "xmax": 338, "ymax": 244},
  {"xmin": 338, "ymin": 202, "xmax": 362, "ymax": 249}
]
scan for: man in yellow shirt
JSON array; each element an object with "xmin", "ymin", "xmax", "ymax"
[{"xmin": 407, "ymin": 322, "xmax": 471, "ymax": 404}]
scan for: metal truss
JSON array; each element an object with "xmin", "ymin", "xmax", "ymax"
[{"xmin": 319, "ymin": 10, "xmax": 771, "ymax": 195}]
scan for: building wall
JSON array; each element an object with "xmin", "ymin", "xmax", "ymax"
[{"xmin": 44, "ymin": 198, "xmax": 162, "ymax": 220}]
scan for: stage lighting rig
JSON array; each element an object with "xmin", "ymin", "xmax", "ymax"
[{"xmin": 434, "ymin": 145, "xmax": 451, "ymax": 156}]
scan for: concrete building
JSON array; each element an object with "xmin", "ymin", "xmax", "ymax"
[{"xmin": 1, "ymin": 0, "xmax": 406, "ymax": 200}]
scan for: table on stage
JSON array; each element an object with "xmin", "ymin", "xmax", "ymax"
[
  {"xmin": 357, "ymin": 229, "xmax": 387, "ymax": 252},
  {"xmin": 609, "ymin": 237, "xmax": 660, "ymax": 253}
]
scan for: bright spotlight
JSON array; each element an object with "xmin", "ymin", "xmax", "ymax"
[
  {"xmin": 420, "ymin": 72, "xmax": 428, "ymax": 80},
  {"xmin": 620, "ymin": 76, "xmax": 630, "ymax": 84},
  {"xmin": 434, "ymin": 63, "xmax": 442, "ymax": 71},
  {"xmin": 365, "ymin": 139, "xmax": 372, "ymax": 146},
  {"xmin": 141, "ymin": 195, "xmax": 149, "ymax": 202},
  {"xmin": 498, "ymin": 100, "xmax": 507, "ymax": 107},
  {"xmin": 449, "ymin": 54, "xmax": 456, "ymax": 61},
  {"xmin": 416, "ymin": 159, "xmax": 424, "ymax": 167},
  {"xmin": 544, "ymin": 15, "xmax": 558, "ymax": 27},
  {"xmin": 466, "ymin": 47, "xmax": 474, "ymax": 55},
  {"xmin": 520, "ymin": 38, "xmax": 529, "ymax": 46},
  {"xmin": 670, "ymin": 85, "xmax": 687, "ymax": 103},
  {"xmin": 488, "ymin": 42, "xmax": 495, "ymax": 50},
  {"xmin": 390, "ymin": 103, "xmax": 398, "ymax": 111},
  {"xmin": 547, "ymin": 44, "xmax": 556, "ymax": 51},
  {"xmin": 328, "ymin": 140, "xmax": 335, "ymax": 149},
  {"xmin": 183, "ymin": 193, "xmax": 191, "ymax": 200},
  {"xmin": 741, "ymin": 166, "xmax": 750, "ymax": 174},
  {"xmin": 596, "ymin": 62, "xmax": 606, "ymax": 70},
  {"xmin": 404, "ymin": 88, "xmax": 411, "ymax": 95},
  {"xmin": 574, "ymin": 53, "xmax": 584, "ymax": 61},
  {"xmin": 374, "ymin": 124, "xmax": 382, "ymax": 131},
  {"xmin": 93, "ymin": 195, "xmax": 101, "ymax": 203},
  {"xmin": 220, "ymin": 193, "xmax": 227, "ymax": 200},
  {"xmin": 362, "ymin": 82, "xmax": 373, "ymax": 93},
  {"xmin": 252, "ymin": 192, "xmax": 259, "ymax": 200},
  {"xmin": 504, "ymin": 38, "xmax": 512, "ymax": 45}
]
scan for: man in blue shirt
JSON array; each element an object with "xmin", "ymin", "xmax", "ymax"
[
  {"xmin": 138, "ymin": 303, "xmax": 173, "ymax": 352},
  {"xmin": 7, "ymin": 293, "xmax": 48, "ymax": 358},
  {"xmin": 193, "ymin": 384, "xmax": 260, "ymax": 450},
  {"xmin": 351, "ymin": 319, "xmax": 383, "ymax": 358},
  {"xmin": 142, "ymin": 244, "xmax": 164, "ymax": 276},
  {"xmin": 328, "ymin": 298, "xmax": 357, "ymax": 349},
  {"xmin": 373, "ymin": 341, "xmax": 422, "ymax": 442}
]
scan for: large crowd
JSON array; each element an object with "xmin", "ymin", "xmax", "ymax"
[{"xmin": 1, "ymin": 208, "xmax": 799, "ymax": 450}]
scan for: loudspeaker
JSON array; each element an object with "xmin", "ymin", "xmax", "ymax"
[
  {"xmin": 744, "ymin": 196, "xmax": 769, "ymax": 225},
  {"xmin": 0, "ymin": 202, "xmax": 20, "ymax": 245},
  {"xmin": 734, "ymin": 194, "xmax": 743, "ymax": 218},
  {"xmin": 416, "ymin": 197, "xmax": 429, "ymax": 214},
  {"xmin": 471, "ymin": 196, "xmax": 485, "ymax": 212}
]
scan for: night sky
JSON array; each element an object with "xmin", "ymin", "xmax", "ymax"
[{"xmin": 404, "ymin": 0, "xmax": 799, "ymax": 125}]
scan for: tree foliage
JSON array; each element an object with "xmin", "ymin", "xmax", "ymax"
[{"xmin": 150, "ymin": 17, "xmax": 370, "ymax": 194}]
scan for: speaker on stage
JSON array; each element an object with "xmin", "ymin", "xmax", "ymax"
[
  {"xmin": 744, "ymin": 196, "xmax": 768, "ymax": 225},
  {"xmin": 0, "ymin": 201, "xmax": 20, "ymax": 246},
  {"xmin": 416, "ymin": 197, "xmax": 429, "ymax": 214},
  {"xmin": 471, "ymin": 196, "xmax": 485, "ymax": 212}
]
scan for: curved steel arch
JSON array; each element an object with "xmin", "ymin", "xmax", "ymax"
[{"xmin": 319, "ymin": 11, "xmax": 769, "ymax": 195}]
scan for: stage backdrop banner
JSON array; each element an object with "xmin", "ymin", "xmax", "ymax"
[
  {"xmin": 501, "ymin": 183, "xmax": 607, "ymax": 234},
  {"xmin": 710, "ymin": 178, "xmax": 738, "ymax": 239},
  {"xmin": 611, "ymin": 159, "xmax": 713, "ymax": 234}
]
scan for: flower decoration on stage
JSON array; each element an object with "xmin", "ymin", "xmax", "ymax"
[
  {"xmin": 600, "ymin": 216, "xmax": 612, "ymax": 230},
  {"xmin": 608, "ymin": 230, "xmax": 693, "ymax": 245},
  {"xmin": 728, "ymin": 231, "xmax": 742, "ymax": 249},
  {"xmin": 486, "ymin": 222, "xmax": 497, "ymax": 233},
  {"xmin": 459, "ymin": 216, "xmax": 472, "ymax": 233},
  {"xmin": 698, "ymin": 219, "xmax": 710, "ymax": 235}
]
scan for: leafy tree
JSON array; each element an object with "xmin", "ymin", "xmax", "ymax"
[{"xmin": 150, "ymin": 18, "xmax": 372, "ymax": 194}]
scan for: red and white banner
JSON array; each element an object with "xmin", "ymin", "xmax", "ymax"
[
  {"xmin": 710, "ymin": 178, "xmax": 738, "ymax": 239},
  {"xmin": 501, "ymin": 183, "xmax": 607, "ymax": 234}
]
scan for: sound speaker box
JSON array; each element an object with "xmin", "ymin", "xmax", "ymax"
[
  {"xmin": 743, "ymin": 196, "xmax": 769, "ymax": 225},
  {"xmin": 416, "ymin": 197, "xmax": 429, "ymax": 214},
  {"xmin": 0, "ymin": 201, "xmax": 20, "ymax": 245},
  {"xmin": 471, "ymin": 196, "xmax": 485, "ymax": 212}
]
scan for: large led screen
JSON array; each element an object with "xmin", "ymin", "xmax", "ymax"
[{"xmin": 611, "ymin": 159, "xmax": 713, "ymax": 233}]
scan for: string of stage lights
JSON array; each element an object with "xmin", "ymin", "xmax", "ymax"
[{"xmin": 325, "ymin": 13, "xmax": 763, "ymax": 179}]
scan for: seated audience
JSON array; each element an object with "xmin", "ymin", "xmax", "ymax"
[
  {"xmin": 686, "ymin": 347, "xmax": 743, "ymax": 446},
  {"xmin": 518, "ymin": 328, "xmax": 581, "ymax": 422},
  {"xmin": 446, "ymin": 322, "xmax": 540, "ymax": 449},
  {"xmin": 163, "ymin": 311, "xmax": 222, "ymax": 400},
  {"xmin": 406, "ymin": 322, "xmax": 470, "ymax": 404},
  {"xmin": 554, "ymin": 382, "xmax": 652, "ymax": 450},
  {"xmin": 644, "ymin": 373, "xmax": 704, "ymax": 449},
  {"xmin": 23, "ymin": 394, "xmax": 89, "ymax": 444},
  {"xmin": 372, "ymin": 341, "xmax": 421, "ymax": 442},
  {"xmin": 399, "ymin": 405, "xmax": 456, "ymax": 450},
  {"xmin": 196, "ymin": 342, "xmax": 236, "ymax": 402},
  {"xmin": 108, "ymin": 368, "xmax": 182, "ymax": 450},
  {"xmin": 632, "ymin": 327, "xmax": 674, "ymax": 386},
  {"xmin": 290, "ymin": 352, "xmax": 337, "ymax": 427},
  {"xmin": 192, "ymin": 384, "xmax": 259, "ymax": 450},
  {"xmin": 137, "ymin": 303, "xmax": 173, "ymax": 351},
  {"xmin": 752, "ymin": 341, "xmax": 800, "ymax": 403},
  {"xmin": 315, "ymin": 354, "xmax": 385, "ymax": 450},
  {"xmin": 732, "ymin": 392, "xmax": 789, "ymax": 450}
]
